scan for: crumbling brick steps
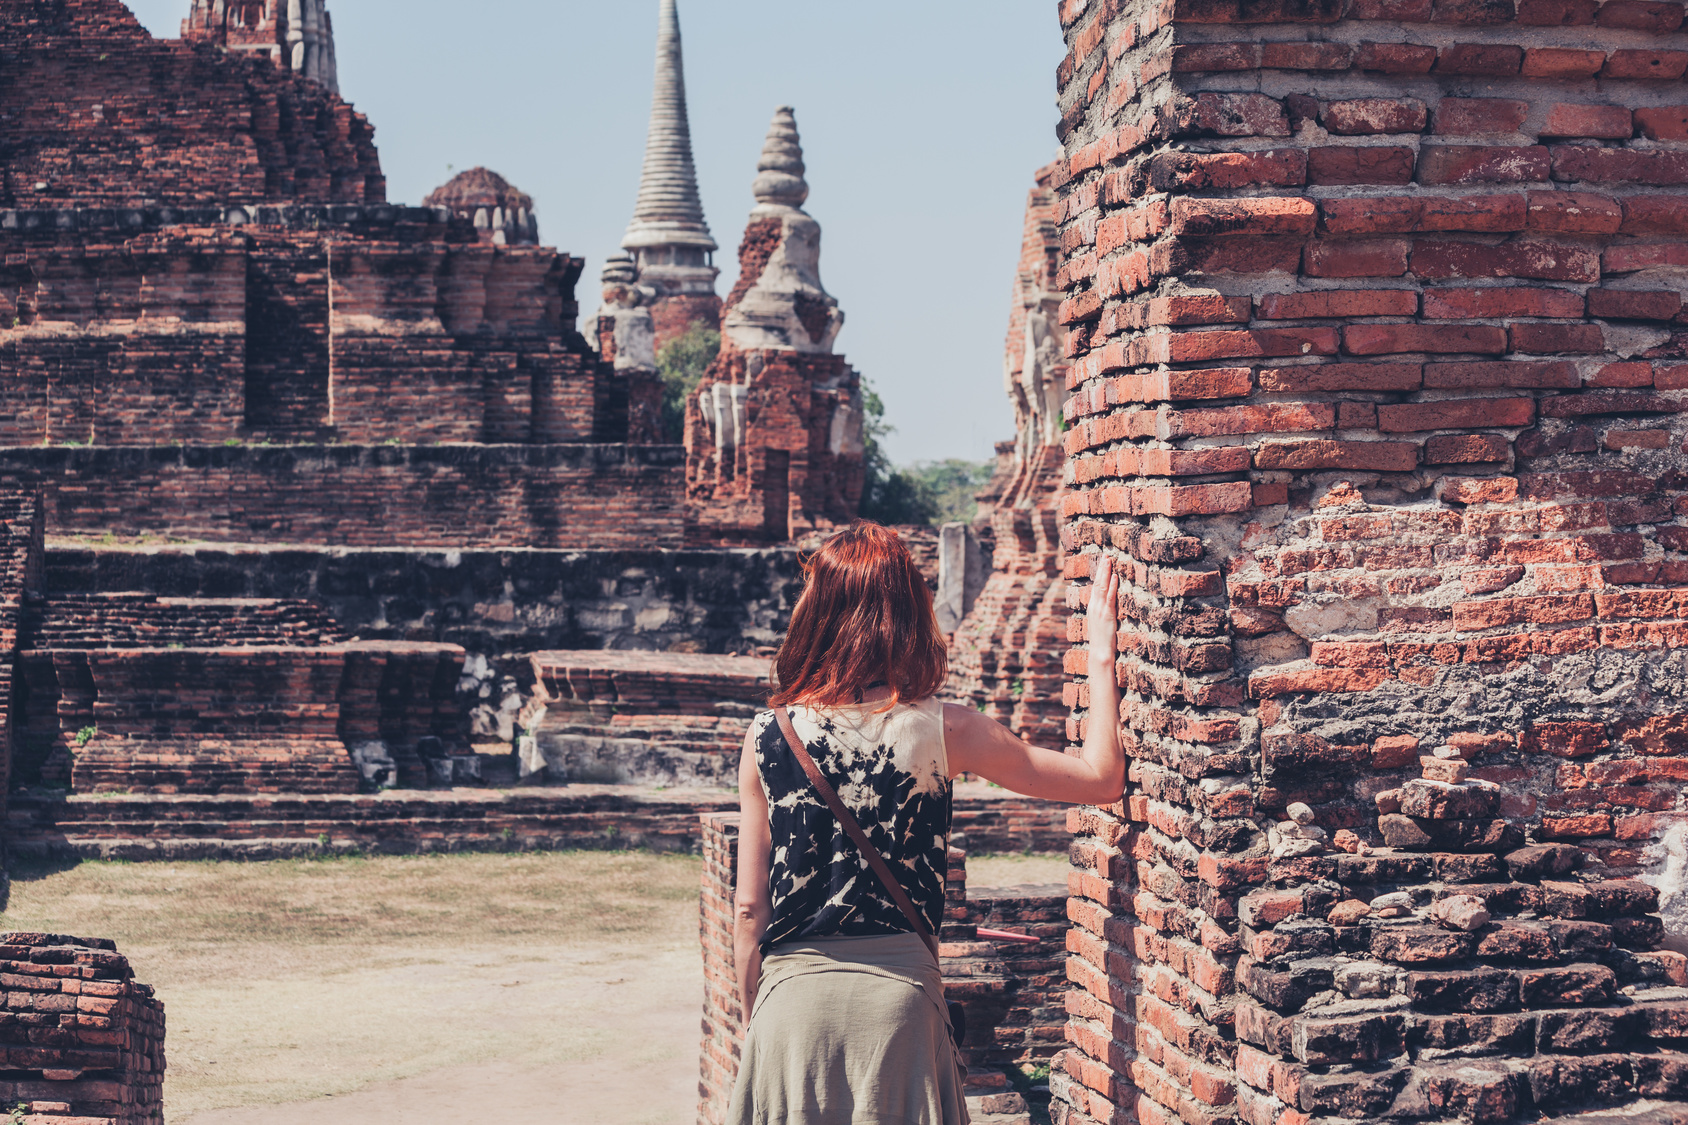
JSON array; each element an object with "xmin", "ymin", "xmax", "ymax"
[
  {"xmin": 529, "ymin": 650, "xmax": 776, "ymax": 785},
  {"xmin": 26, "ymin": 595, "xmax": 347, "ymax": 648},
  {"xmin": 16, "ymin": 641, "xmax": 463, "ymax": 794},
  {"xmin": 5, "ymin": 783, "xmax": 1072, "ymax": 862},
  {"xmin": 1234, "ymin": 839, "xmax": 1688, "ymax": 1125},
  {"xmin": 0, "ymin": 933, "xmax": 164, "ymax": 1125}
]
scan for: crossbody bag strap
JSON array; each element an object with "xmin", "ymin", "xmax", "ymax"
[{"xmin": 772, "ymin": 707, "xmax": 941, "ymax": 965}]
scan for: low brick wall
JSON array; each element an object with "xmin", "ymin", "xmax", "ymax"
[
  {"xmin": 698, "ymin": 814, "xmax": 743, "ymax": 1125},
  {"xmin": 1, "ymin": 490, "xmax": 44, "ymax": 805},
  {"xmin": 957, "ymin": 884, "xmax": 1072, "ymax": 1068},
  {"xmin": 0, "ymin": 444, "xmax": 688, "ymax": 549},
  {"xmin": 0, "ymin": 933, "xmax": 164, "ymax": 1125}
]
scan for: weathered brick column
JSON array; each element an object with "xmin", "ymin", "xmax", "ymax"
[
  {"xmin": 1051, "ymin": 1, "xmax": 1688, "ymax": 1124},
  {"xmin": 0, "ymin": 932, "xmax": 165, "ymax": 1125}
]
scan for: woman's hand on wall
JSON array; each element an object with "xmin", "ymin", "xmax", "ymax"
[{"xmin": 945, "ymin": 551, "xmax": 1125, "ymax": 805}]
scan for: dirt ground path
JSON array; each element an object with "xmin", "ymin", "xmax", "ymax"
[
  {"xmin": 174, "ymin": 943, "xmax": 701, "ymax": 1125},
  {"xmin": 0, "ymin": 850, "xmax": 1069, "ymax": 1125}
]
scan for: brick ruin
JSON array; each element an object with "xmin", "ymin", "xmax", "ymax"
[
  {"xmin": 422, "ymin": 167, "xmax": 542, "ymax": 247},
  {"xmin": 0, "ymin": 0, "xmax": 890, "ymax": 812},
  {"xmin": 1047, "ymin": 1, "xmax": 1688, "ymax": 1124},
  {"xmin": 950, "ymin": 163, "xmax": 1079, "ymax": 746},
  {"xmin": 182, "ymin": 0, "xmax": 338, "ymax": 94},
  {"xmin": 0, "ymin": 0, "xmax": 855, "ymax": 552},
  {"xmin": 684, "ymin": 107, "xmax": 867, "ymax": 542},
  {"xmin": 0, "ymin": 932, "xmax": 165, "ymax": 1125}
]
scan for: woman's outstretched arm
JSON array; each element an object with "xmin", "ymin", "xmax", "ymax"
[
  {"xmin": 945, "ymin": 554, "xmax": 1123, "ymax": 805},
  {"xmin": 732, "ymin": 725, "xmax": 775, "ymax": 1024}
]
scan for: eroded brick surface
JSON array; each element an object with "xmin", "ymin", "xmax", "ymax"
[
  {"xmin": 1049, "ymin": 0, "xmax": 1688, "ymax": 1123},
  {"xmin": 0, "ymin": 932, "xmax": 164, "ymax": 1125}
]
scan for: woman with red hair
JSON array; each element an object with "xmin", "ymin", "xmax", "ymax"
[{"xmin": 726, "ymin": 520, "xmax": 1123, "ymax": 1125}]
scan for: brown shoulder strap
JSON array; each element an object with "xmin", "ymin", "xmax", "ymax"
[{"xmin": 772, "ymin": 707, "xmax": 941, "ymax": 963}]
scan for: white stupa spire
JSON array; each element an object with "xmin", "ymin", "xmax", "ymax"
[
  {"xmin": 722, "ymin": 106, "xmax": 842, "ymax": 354},
  {"xmin": 622, "ymin": 0, "xmax": 715, "ymax": 255}
]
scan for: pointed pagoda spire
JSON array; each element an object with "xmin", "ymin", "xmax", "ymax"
[
  {"xmin": 722, "ymin": 106, "xmax": 842, "ymax": 355},
  {"xmin": 622, "ymin": 0, "xmax": 716, "ymax": 254},
  {"xmin": 752, "ymin": 107, "xmax": 808, "ymax": 211}
]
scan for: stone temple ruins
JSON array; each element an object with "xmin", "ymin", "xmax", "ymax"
[{"xmin": 0, "ymin": 0, "xmax": 1686, "ymax": 1121}]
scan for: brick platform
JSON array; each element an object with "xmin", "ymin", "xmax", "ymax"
[
  {"xmin": 17, "ymin": 640, "xmax": 463, "ymax": 794},
  {"xmin": 1047, "ymin": 1, "xmax": 1688, "ymax": 1124},
  {"xmin": 5, "ymin": 783, "xmax": 1070, "ymax": 862},
  {"xmin": 0, "ymin": 933, "xmax": 164, "ymax": 1125},
  {"xmin": 0, "ymin": 443, "xmax": 688, "ymax": 550},
  {"xmin": 528, "ymin": 650, "xmax": 770, "ymax": 785}
]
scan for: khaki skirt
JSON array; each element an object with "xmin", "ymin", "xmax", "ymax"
[{"xmin": 726, "ymin": 932, "xmax": 970, "ymax": 1125}]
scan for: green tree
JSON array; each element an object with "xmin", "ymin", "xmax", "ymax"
[
  {"xmin": 902, "ymin": 459, "xmax": 995, "ymax": 526},
  {"xmin": 656, "ymin": 320, "xmax": 721, "ymax": 442},
  {"xmin": 858, "ymin": 383, "xmax": 939, "ymax": 525}
]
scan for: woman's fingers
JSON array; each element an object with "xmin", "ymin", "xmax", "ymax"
[{"xmin": 1090, "ymin": 556, "xmax": 1117, "ymax": 622}]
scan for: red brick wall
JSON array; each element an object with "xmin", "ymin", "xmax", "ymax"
[
  {"xmin": 0, "ymin": 443, "xmax": 690, "ymax": 549},
  {"xmin": 0, "ymin": 933, "xmax": 164, "ymax": 1125},
  {"xmin": 0, "ymin": 0, "xmax": 381, "ymax": 208},
  {"xmin": 1050, "ymin": 2, "xmax": 1688, "ymax": 1124}
]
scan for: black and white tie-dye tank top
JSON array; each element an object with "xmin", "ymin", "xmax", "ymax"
[{"xmin": 753, "ymin": 697, "xmax": 953, "ymax": 953}]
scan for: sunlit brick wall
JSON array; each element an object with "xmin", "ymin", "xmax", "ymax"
[{"xmin": 1050, "ymin": 0, "xmax": 1688, "ymax": 1122}]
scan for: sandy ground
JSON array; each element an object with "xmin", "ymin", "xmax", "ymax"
[
  {"xmin": 175, "ymin": 943, "xmax": 700, "ymax": 1125},
  {"xmin": 0, "ymin": 850, "xmax": 1070, "ymax": 1125}
]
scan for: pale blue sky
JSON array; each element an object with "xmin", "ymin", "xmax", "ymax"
[{"xmin": 123, "ymin": 0, "xmax": 1066, "ymax": 465}]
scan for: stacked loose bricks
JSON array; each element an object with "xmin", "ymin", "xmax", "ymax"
[
  {"xmin": 0, "ymin": 933, "xmax": 164, "ymax": 1125},
  {"xmin": 1050, "ymin": 0, "xmax": 1688, "ymax": 1124}
]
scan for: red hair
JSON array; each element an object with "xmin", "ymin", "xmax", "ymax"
[{"xmin": 769, "ymin": 521, "xmax": 947, "ymax": 709}]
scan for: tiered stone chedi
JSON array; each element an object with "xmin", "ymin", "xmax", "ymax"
[
  {"xmin": 1047, "ymin": 2, "xmax": 1688, "ymax": 1125},
  {"xmin": 618, "ymin": 0, "xmax": 722, "ymax": 354},
  {"xmin": 685, "ymin": 107, "xmax": 866, "ymax": 542}
]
